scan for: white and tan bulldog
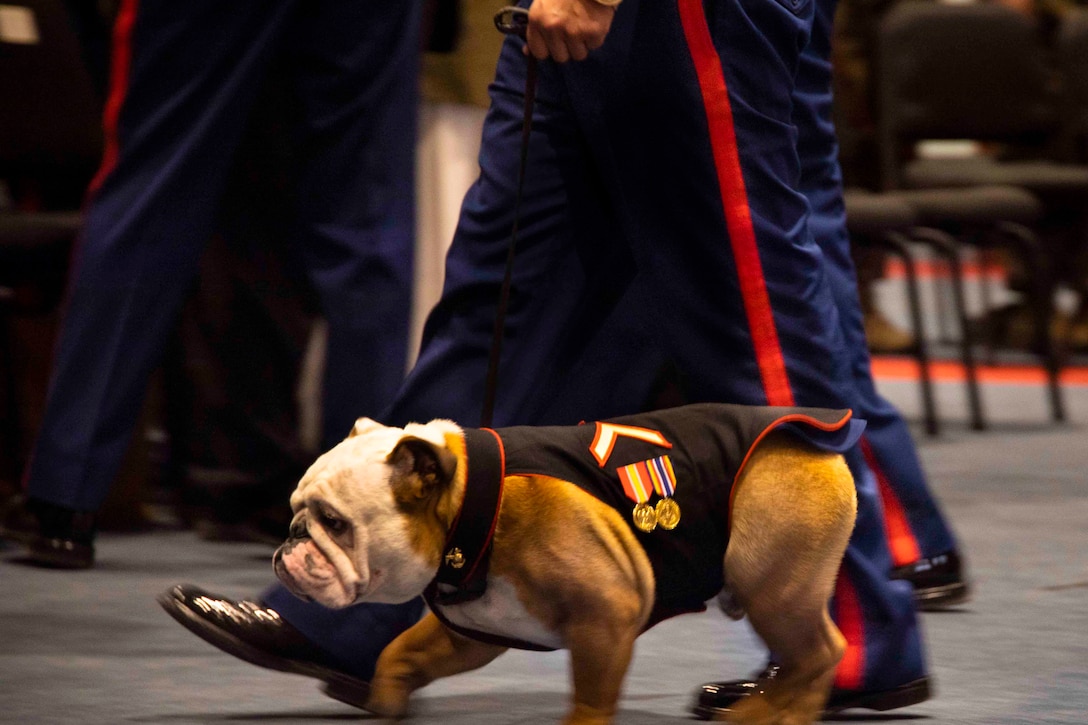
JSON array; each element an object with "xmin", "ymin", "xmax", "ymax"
[{"xmin": 273, "ymin": 403, "xmax": 861, "ymax": 725}]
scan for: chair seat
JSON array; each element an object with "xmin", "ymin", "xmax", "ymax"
[
  {"xmin": 843, "ymin": 190, "xmax": 919, "ymax": 236},
  {"xmin": 888, "ymin": 185, "xmax": 1044, "ymax": 227},
  {"xmin": 0, "ymin": 211, "xmax": 82, "ymax": 250},
  {"xmin": 0, "ymin": 211, "xmax": 80, "ymax": 279},
  {"xmin": 903, "ymin": 157, "xmax": 1088, "ymax": 197}
]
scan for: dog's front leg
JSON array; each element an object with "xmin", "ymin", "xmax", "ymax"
[
  {"xmin": 367, "ymin": 612, "xmax": 506, "ymax": 718},
  {"xmin": 564, "ymin": 619, "xmax": 639, "ymax": 725}
]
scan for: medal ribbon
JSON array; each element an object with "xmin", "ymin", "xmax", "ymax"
[
  {"xmin": 649, "ymin": 455, "xmax": 677, "ymax": 497},
  {"xmin": 618, "ymin": 460, "xmax": 654, "ymax": 503},
  {"xmin": 619, "ymin": 455, "xmax": 677, "ymax": 502}
]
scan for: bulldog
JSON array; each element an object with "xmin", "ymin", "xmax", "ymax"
[{"xmin": 273, "ymin": 403, "xmax": 862, "ymax": 725}]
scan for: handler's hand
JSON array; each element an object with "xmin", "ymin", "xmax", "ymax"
[{"xmin": 526, "ymin": 0, "xmax": 616, "ymax": 63}]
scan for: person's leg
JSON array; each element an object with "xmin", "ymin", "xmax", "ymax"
[
  {"xmin": 812, "ymin": 202, "xmax": 960, "ymax": 562},
  {"xmin": 386, "ymin": 15, "xmax": 633, "ymax": 429},
  {"xmin": 18, "ymin": 0, "xmax": 296, "ymax": 518},
  {"xmin": 692, "ymin": 0, "xmax": 927, "ymax": 691},
  {"xmin": 550, "ymin": 0, "xmax": 929, "ymax": 700},
  {"xmin": 220, "ymin": 0, "xmax": 429, "ymax": 670},
  {"xmin": 794, "ymin": 0, "xmax": 964, "ymax": 584},
  {"xmin": 260, "ymin": 586, "xmax": 426, "ymax": 682},
  {"xmin": 289, "ymin": 0, "xmax": 423, "ymax": 449}
]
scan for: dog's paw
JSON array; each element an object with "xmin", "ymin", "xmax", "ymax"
[{"xmin": 364, "ymin": 679, "xmax": 412, "ymax": 719}]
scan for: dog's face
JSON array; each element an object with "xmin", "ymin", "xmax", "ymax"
[{"xmin": 273, "ymin": 417, "xmax": 461, "ymax": 608}]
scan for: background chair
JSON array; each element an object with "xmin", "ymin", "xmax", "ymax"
[
  {"xmin": 873, "ymin": 0, "xmax": 1085, "ymax": 426},
  {"xmin": 876, "ymin": 1, "xmax": 1084, "ymax": 194},
  {"xmin": 845, "ymin": 186, "xmax": 1046, "ymax": 433}
]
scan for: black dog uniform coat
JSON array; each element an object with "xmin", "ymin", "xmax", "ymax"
[{"xmin": 424, "ymin": 402, "xmax": 866, "ymax": 650}]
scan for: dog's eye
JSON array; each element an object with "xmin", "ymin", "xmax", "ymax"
[{"xmin": 320, "ymin": 509, "xmax": 347, "ymax": 535}]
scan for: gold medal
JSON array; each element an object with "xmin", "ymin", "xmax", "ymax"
[
  {"xmin": 632, "ymin": 502, "xmax": 658, "ymax": 532},
  {"xmin": 655, "ymin": 498, "xmax": 681, "ymax": 530}
]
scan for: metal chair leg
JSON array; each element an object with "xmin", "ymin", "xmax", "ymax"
[
  {"xmin": 994, "ymin": 221, "xmax": 1066, "ymax": 423},
  {"xmin": 931, "ymin": 253, "xmax": 956, "ymax": 345},
  {"xmin": 977, "ymin": 246, "xmax": 999, "ymax": 365},
  {"xmin": 911, "ymin": 227, "xmax": 986, "ymax": 431},
  {"xmin": 882, "ymin": 231, "xmax": 939, "ymax": 436}
]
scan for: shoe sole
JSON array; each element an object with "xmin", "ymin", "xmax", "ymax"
[
  {"xmin": 690, "ymin": 677, "xmax": 931, "ymax": 720},
  {"xmin": 915, "ymin": 581, "xmax": 971, "ymax": 610},
  {"xmin": 156, "ymin": 592, "xmax": 370, "ymax": 709}
]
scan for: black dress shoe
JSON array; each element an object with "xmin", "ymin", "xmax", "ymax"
[
  {"xmin": 891, "ymin": 550, "xmax": 971, "ymax": 610},
  {"xmin": 0, "ymin": 495, "xmax": 95, "ymax": 569},
  {"xmin": 691, "ymin": 664, "xmax": 931, "ymax": 719},
  {"xmin": 157, "ymin": 584, "xmax": 370, "ymax": 708}
]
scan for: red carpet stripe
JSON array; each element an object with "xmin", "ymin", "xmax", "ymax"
[
  {"xmin": 872, "ymin": 357, "xmax": 1088, "ymax": 386},
  {"xmin": 883, "ymin": 258, "xmax": 1006, "ymax": 281}
]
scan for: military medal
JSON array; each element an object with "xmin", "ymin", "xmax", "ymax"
[
  {"xmin": 647, "ymin": 455, "xmax": 681, "ymax": 530},
  {"xmin": 618, "ymin": 459, "xmax": 657, "ymax": 531},
  {"xmin": 632, "ymin": 502, "xmax": 658, "ymax": 532},
  {"xmin": 654, "ymin": 497, "xmax": 681, "ymax": 529},
  {"xmin": 618, "ymin": 454, "xmax": 680, "ymax": 533}
]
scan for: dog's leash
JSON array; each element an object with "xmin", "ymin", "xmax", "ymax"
[{"xmin": 480, "ymin": 6, "xmax": 537, "ymax": 428}]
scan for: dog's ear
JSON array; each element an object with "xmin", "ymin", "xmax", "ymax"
[
  {"xmin": 388, "ymin": 436, "xmax": 458, "ymax": 505},
  {"xmin": 348, "ymin": 417, "xmax": 385, "ymax": 439}
]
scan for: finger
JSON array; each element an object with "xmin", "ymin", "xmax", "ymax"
[
  {"xmin": 526, "ymin": 27, "xmax": 550, "ymax": 60},
  {"xmin": 526, "ymin": 4, "xmax": 552, "ymax": 61},
  {"xmin": 568, "ymin": 38, "xmax": 590, "ymax": 62},
  {"xmin": 544, "ymin": 29, "xmax": 571, "ymax": 63}
]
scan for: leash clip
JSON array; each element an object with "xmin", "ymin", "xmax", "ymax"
[{"xmin": 494, "ymin": 6, "xmax": 529, "ymax": 39}]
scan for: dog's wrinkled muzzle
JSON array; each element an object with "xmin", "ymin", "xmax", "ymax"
[
  {"xmin": 273, "ymin": 539, "xmax": 314, "ymax": 602},
  {"xmin": 273, "ymin": 536, "xmax": 357, "ymax": 608}
]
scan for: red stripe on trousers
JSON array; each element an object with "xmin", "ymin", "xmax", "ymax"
[
  {"xmin": 861, "ymin": 437, "xmax": 922, "ymax": 567},
  {"xmin": 833, "ymin": 572, "xmax": 865, "ymax": 690},
  {"xmin": 676, "ymin": 0, "xmax": 794, "ymax": 407},
  {"xmin": 87, "ymin": 0, "xmax": 140, "ymax": 197},
  {"xmin": 678, "ymin": 1, "xmax": 877, "ymax": 690}
]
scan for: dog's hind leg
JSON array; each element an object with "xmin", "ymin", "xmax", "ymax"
[
  {"xmin": 720, "ymin": 433, "xmax": 857, "ymax": 725},
  {"xmin": 366, "ymin": 612, "xmax": 506, "ymax": 718}
]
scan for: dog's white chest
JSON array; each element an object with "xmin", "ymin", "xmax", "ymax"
[{"xmin": 433, "ymin": 576, "xmax": 563, "ymax": 650}]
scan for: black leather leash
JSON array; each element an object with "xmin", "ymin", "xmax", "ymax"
[{"xmin": 480, "ymin": 6, "xmax": 537, "ymax": 428}]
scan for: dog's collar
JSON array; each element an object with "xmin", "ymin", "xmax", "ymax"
[{"xmin": 427, "ymin": 427, "xmax": 505, "ymax": 606}]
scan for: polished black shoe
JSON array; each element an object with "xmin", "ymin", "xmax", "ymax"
[
  {"xmin": 0, "ymin": 495, "xmax": 95, "ymax": 569},
  {"xmin": 891, "ymin": 550, "xmax": 971, "ymax": 610},
  {"xmin": 157, "ymin": 584, "xmax": 370, "ymax": 708},
  {"xmin": 691, "ymin": 665, "xmax": 931, "ymax": 719}
]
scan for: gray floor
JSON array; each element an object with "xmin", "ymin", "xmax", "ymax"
[{"xmin": 3, "ymin": 370, "xmax": 1088, "ymax": 724}]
